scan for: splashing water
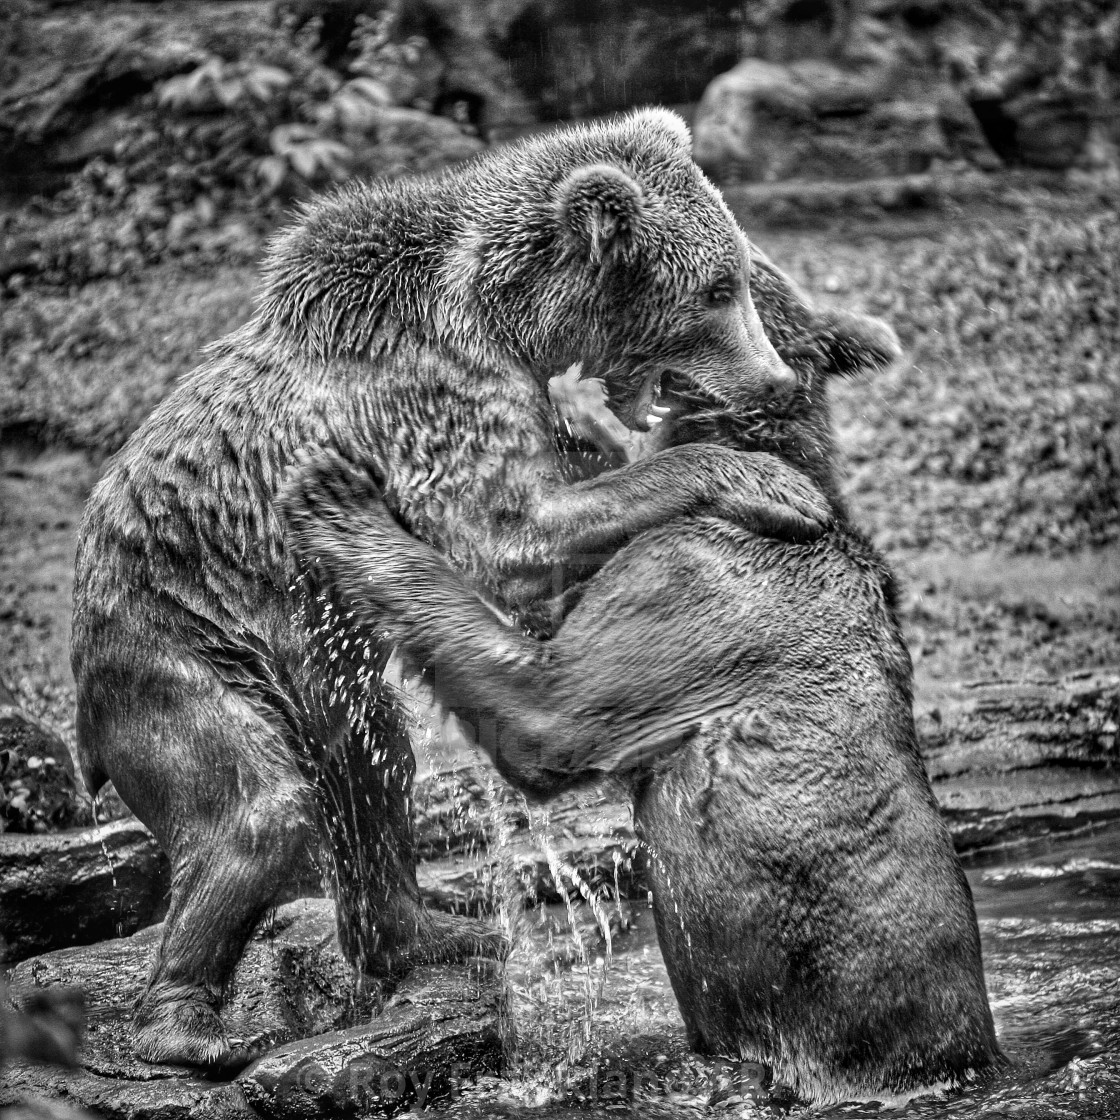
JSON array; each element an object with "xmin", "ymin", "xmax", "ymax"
[
  {"xmin": 424, "ymin": 757, "xmax": 1120, "ymax": 1119},
  {"xmin": 91, "ymin": 790, "xmax": 125, "ymax": 939}
]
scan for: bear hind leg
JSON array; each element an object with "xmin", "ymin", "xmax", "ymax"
[
  {"xmin": 132, "ymin": 793, "xmax": 311, "ymax": 1070},
  {"xmin": 317, "ymin": 681, "xmax": 507, "ymax": 979},
  {"xmin": 79, "ymin": 661, "xmax": 314, "ymax": 1070}
]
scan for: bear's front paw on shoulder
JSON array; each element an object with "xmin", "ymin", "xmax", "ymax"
[
  {"xmin": 279, "ymin": 449, "xmax": 386, "ymax": 541},
  {"xmin": 723, "ymin": 453, "xmax": 832, "ymax": 543}
]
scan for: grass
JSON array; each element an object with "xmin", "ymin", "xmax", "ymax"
[
  {"xmin": 1, "ymin": 262, "xmax": 260, "ymax": 455},
  {"xmin": 754, "ymin": 193, "xmax": 1120, "ymax": 553}
]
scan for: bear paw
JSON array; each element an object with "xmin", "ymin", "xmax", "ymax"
[{"xmin": 133, "ymin": 992, "xmax": 279, "ymax": 1075}]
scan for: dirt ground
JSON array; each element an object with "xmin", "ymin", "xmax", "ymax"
[{"xmin": 1, "ymin": 199, "xmax": 1118, "ymax": 763}]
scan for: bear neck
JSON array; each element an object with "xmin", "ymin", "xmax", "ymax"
[{"xmin": 672, "ymin": 386, "xmax": 849, "ymax": 521}]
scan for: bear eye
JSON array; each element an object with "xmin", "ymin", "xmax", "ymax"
[{"xmin": 704, "ymin": 276, "xmax": 740, "ymax": 307}]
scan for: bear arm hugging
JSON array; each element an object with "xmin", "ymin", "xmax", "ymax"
[
  {"xmin": 282, "ymin": 453, "xmax": 655, "ymax": 793},
  {"xmin": 280, "ymin": 306, "xmax": 1002, "ymax": 1108},
  {"xmin": 279, "ymin": 258, "xmax": 904, "ymax": 795},
  {"xmin": 295, "ymin": 336, "xmax": 830, "ymax": 612},
  {"xmin": 301, "ymin": 337, "xmax": 828, "ymax": 617}
]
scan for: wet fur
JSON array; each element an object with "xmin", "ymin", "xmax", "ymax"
[
  {"xmin": 70, "ymin": 109, "xmax": 834, "ymax": 1069},
  {"xmin": 281, "ymin": 289, "xmax": 1003, "ymax": 1103}
]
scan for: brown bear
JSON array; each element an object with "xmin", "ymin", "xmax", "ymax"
[
  {"xmin": 280, "ymin": 260, "xmax": 1003, "ymax": 1105},
  {"xmin": 70, "ymin": 108, "xmax": 831, "ymax": 1070}
]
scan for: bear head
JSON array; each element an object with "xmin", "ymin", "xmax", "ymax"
[
  {"xmin": 261, "ymin": 108, "xmax": 889, "ymax": 446},
  {"xmin": 459, "ymin": 107, "xmax": 804, "ymax": 427},
  {"xmin": 652, "ymin": 243, "xmax": 902, "ymax": 512}
]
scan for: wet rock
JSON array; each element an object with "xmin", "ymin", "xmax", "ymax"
[
  {"xmin": 414, "ymin": 768, "xmax": 641, "ymax": 914},
  {"xmin": 0, "ymin": 1098, "xmax": 99, "ymax": 1120},
  {"xmin": 1, "ymin": 900, "xmax": 503, "ymax": 1120},
  {"xmin": 920, "ymin": 669, "xmax": 1120, "ymax": 854},
  {"xmin": 239, "ymin": 961, "xmax": 504, "ymax": 1119},
  {"xmin": 5, "ymin": 900, "xmax": 365, "ymax": 1083},
  {"xmin": 0, "ymin": 1065, "xmax": 254, "ymax": 1120},
  {"xmin": 419, "ymin": 814, "xmax": 641, "ymax": 916},
  {"xmin": 0, "ymin": 818, "xmax": 169, "ymax": 965}
]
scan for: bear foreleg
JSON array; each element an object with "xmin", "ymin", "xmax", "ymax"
[{"xmin": 281, "ymin": 456, "xmax": 699, "ymax": 798}]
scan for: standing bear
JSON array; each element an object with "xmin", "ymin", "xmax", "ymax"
[
  {"xmin": 70, "ymin": 109, "xmax": 830, "ymax": 1070},
  {"xmin": 281, "ymin": 253, "xmax": 1003, "ymax": 1105}
]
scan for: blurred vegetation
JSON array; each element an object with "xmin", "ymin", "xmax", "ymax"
[
  {"xmin": 0, "ymin": 6, "xmax": 480, "ymax": 287},
  {"xmin": 2, "ymin": 190, "xmax": 1117, "ymax": 556},
  {"xmin": 793, "ymin": 197, "xmax": 1120, "ymax": 553},
  {"xmin": 0, "ymin": 747, "xmax": 91, "ymax": 833}
]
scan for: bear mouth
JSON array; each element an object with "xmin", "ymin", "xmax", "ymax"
[{"xmin": 630, "ymin": 368, "xmax": 675, "ymax": 431}]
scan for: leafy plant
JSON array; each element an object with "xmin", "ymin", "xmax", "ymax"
[
  {"xmin": 157, "ymin": 57, "xmax": 294, "ymax": 113},
  {"xmin": 258, "ymin": 122, "xmax": 351, "ymax": 190}
]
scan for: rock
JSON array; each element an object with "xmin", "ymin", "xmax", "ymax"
[
  {"xmin": 238, "ymin": 961, "xmax": 504, "ymax": 1119},
  {"xmin": 350, "ymin": 105, "xmax": 484, "ymax": 178},
  {"xmin": 0, "ymin": 818, "xmax": 169, "ymax": 965},
  {"xmin": 691, "ymin": 58, "xmax": 812, "ymax": 182},
  {"xmin": 0, "ymin": 1064, "xmax": 254, "ymax": 1120},
  {"xmin": 693, "ymin": 1, "xmax": 1118, "ymax": 182},
  {"xmin": 919, "ymin": 669, "xmax": 1120, "ymax": 854},
  {"xmin": 43, "ymin": 112, "xmax": 135, "ymax": 170},
  {"xmin": 0, "ymin": 1098, "xmax": 99, "ymax": 1120},
  {"xmin": 1004, "ymin": 92, "xmax": 1094, "ymax": 170},
  {"xmin": 1, "ymin": 900, "xmax": 504, "ymax": 1120},
  {"xmin": 418, "ymin": 814, "xmax": 641, "ymax": 916},
  {"xmin": 498, "ymin": 0, "xmax": 743, "ymax": 126},
  {"xmin": 414, "ymin": 767, "xmax": 642, "ymax": 914},
  {"xmin": 718, "ymin": 169, "xmax": 999, "ymax": 226},
  {"xmin": 691, "ymin": 54, "xmax": 955, "ymax": 183},
  {"xmin": 0, "ymin": 9, "xmax": 204, "ymax": 194},
  {"xmin": 5, "ymin": 900, "xmax": 366, "ymax": 1080}
]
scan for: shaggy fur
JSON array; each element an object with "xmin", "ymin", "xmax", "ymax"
[
  {"xmin": 70, "ymin": 108, "xmax": 833, "ymax": 1070},
  {"xmin": 281, "ymin": 287, "xmax": 1003, "ymax": 1105}
]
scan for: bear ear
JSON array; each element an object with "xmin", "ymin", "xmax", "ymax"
[
  {"xmin": 630, "ymin": 106, "xmax": 692, "ymax": 155},
  {"xmin": 749, "ymin": 247, "xmax": 902, "ymax": 377},
  {"xmin": 814, "ymin": 306, "xmax": 903, "ymax": 377},
  {"xmin": 555, "ymin": 163, "xmax": 644, "ymax": 265}
]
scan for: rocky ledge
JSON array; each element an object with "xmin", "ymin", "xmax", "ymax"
[{"xmin": 0, "ymin": 900, "xmax": 505, "ymax": 1120}]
